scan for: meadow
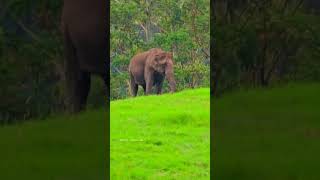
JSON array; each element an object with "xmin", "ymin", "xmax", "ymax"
[
  {"xmin": 111, "ymin": 88, "xmax": 210, "ymax": 179},
  {"xmin": 0, "ymin": 88, "xmax": 210, "ymax": 179},
  {"xmin": 0, "ymin": 109, "xmax": 108, "ymax": 179},
  {"xmin": 214, "ymin": 83, "xmax": 320, "ymax": 180},
  {"xmin": 1, "ymin": 84, "xmax": 319, "ymax": 179}
]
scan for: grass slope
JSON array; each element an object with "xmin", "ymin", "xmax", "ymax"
[
  {"xmin": 214, "ymin": 83, "xmax": 320, "ymax": 180},
  {"xmin": 0, "ymin": 109, "xmax": 108, "ymax": 179},
  {"xmin": 111, "ymin": 88, "xmax": 210, "ymax": 179}
]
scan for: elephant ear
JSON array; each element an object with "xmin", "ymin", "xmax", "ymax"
[
  {"xmin": 167, "ymin": 52, "xmax": 173, "ymax": 59},
  {"xmin": 166, "ymin": 52, "xmax": 173, "ymax": 63}
]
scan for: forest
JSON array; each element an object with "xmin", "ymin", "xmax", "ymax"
[
  {"xmin": 1, "ymin": 1, "xmax": 65, "ymax": 123},
  {"xmin": 1, "ymin": 0, "xmax": 319, "ymax": 122},
  {"xmin": 212, "ymin": 0, "xmax": 320, "ymax": 95},
  {"xmin": 213, "ymin": 1, "xmax": 320, "ymax": 179},
  {"xmin": 0, "ymin": 0, "xmax": 210, "ymax": 123}
]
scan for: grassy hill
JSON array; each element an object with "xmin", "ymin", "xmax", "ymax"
[
  {"xmin": 111, "ymin": 88, "xmax": 210, "ymax": 179},
  {"xmin": 3, "ymin": 83, "xmax": 318, "ymax": 179},
  {"xmin": 0, "ymin": 109, "xmax": 108, "ymax": 179},
  {"xmin": 214, "ymin": 83, "xmax": 320, "ymax": 179},
  {"xmin": 3, "ymin": 83, "xmax": 319, "ymax": 179},
  {"xmin": 0, "ymin": 88, "xmax": 210, "ymax": 179}
]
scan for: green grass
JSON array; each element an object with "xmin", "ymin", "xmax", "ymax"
[
  {"xmin": 0, "ymin": 88, "xmax": 210, "ymax": 179},
  {"xmin": 0, "ymin": 109, "xmax": 108, "ymax": 179},
  {"xmin": 3, "ymin": 83, "xmax": 318, "ymax": 179},
  {"xmin": 111, "ymin": 88, "xmax": 210, "ymax": 179},
  {"xmin": 214, "ymin": 83, "xmax": 320, "ymax": 180}
]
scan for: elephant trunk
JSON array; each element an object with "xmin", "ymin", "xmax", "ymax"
[{"xmin": 165, "ymin": 64, "xmax": 176, "ymax": 92}]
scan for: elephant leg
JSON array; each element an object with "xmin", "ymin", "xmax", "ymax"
[
  {"xmin": 155, "ymin": 75, "xmax": 164, "ymax": 95},
  {"xmin": 102, "ymin": 73, "xmax": 108, "ymax": 88},
  {"xmin": 131, "ymin": 84, "xmax": 138, "ymax": 97},
  {"xmin": 76, "ymin": 71, "xmax": 91, "ymax": 111},
  {"xmin": 102, "ymin": 73, "xmax": 110, "ymax": 101},
  {"xmin": 63, "ymin": 25, "xmax": 81, "ymax": 113},
  {"xmin": 130, "ymin": 74, "xmax": 138, "ymax": 96},
  {"xmin": 142, "ymin": 84, "xmax": 146, "ymax": 95},
  {"xmin": 156, "ymin": 81, "xmax": 164, "ymax": 95},
  {"xmin": 145, "ymin": 75, "xmax": 154, "ymax": 95}
]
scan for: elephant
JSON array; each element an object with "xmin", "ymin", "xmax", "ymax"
[
  {"xmin": 128, "ymin": 48, "xmax": 176, "ymax": 96},
  {"xmin": 61, "ymin": 0, "xmax": 108, "ymax": 112}
]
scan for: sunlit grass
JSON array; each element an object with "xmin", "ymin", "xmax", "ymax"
[
  {"xmin": 0, "ymin": 109, "xmax": 107, "ymax": 179},
  {"xmin": 214, "ymin": 83, "xmax": 320, "ymax": 179},
  {"xmin": 111, "ymin": 88, "xmax": 210, "ymax": 179},
  {"xmin": 0, "ymin": 88, "xmax": 210, "ymax": 179}
]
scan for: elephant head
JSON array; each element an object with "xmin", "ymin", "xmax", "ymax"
[{"xmin": 150, "ymin": 50, "xmax": 176, "ymax": 92}]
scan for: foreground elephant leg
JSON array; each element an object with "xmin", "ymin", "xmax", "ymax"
[
  {"xmin": 68, "ymin": 72, "xmax": 90, "ymax": 113},
  {"xmin": 63, "ymin": 26, "xmax": 80, "ymax": 113},
  {"xmin": 70, "ymin": 71, "xmax": 91, "ymax": 112},
  {"xmin": 102, "ymin": 74, "xmax": 110, "ymax": 102},
  {"xmin": 77, "ymin": 71, "xmax": 91, "ymax": 111}
]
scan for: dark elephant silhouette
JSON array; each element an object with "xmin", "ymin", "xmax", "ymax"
[
  {"xmin": 61, "ymin": 0, "xmax": 108, "ymax": 112},
  {"xmin": 129, "ymin": 48, "xmax": 176, "ymax": 96}
]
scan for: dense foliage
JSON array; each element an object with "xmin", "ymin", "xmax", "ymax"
[
  {"xmin": 0, "ymin": 1, "xmax": 64, "ymax": 122},
  {"xmin": 2, "ymin": 0, "xmax": 319, "ymax": 121},
  {"xmin": 111, "ymin": 0, "xmax": 210, "ymax": 100},
  {"xmin": 0, "ymin": 1, "xmax": 105, "ymax": 122},
  {"xmin": 1, "ymin": 0, "xmax": 210, "ymax": 122},
  {"xmin": 212, "ymin": 0, "xmax": 320, "ymax": 95}
]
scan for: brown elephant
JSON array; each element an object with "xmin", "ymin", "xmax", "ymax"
[
  {"xmin": 129, "ymin": 48, "xmax": 176, "ymax": 96},
  {"xmin": 61, "ymin": 0, "xmax": 108, "ymax": 112}
]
